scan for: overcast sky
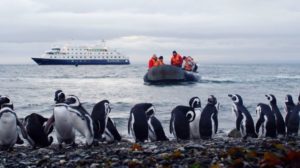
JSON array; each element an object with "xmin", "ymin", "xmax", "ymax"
[{"xmin": 0, "ymin": 0, "xmax": 300, "ymax": 64}]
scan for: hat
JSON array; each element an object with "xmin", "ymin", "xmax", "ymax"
[{"xmin": 159, "ymin": 56, "xmax": 163, "ymax": 59}]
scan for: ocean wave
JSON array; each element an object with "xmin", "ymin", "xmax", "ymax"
[
  {"xmin": 275, "ymin": 75, "xmax": 300, "ymax": 79},
  {"xmin": 200, "ymin": 77, "xmax": 237, "ymax": 83}
]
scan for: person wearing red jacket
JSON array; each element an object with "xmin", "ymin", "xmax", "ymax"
[
  {"xmin": 148, "ymin": 54, "xmax": 157, "ymax": 69},
  {"xmin": 170, "ymin": 51, "xmax": 183, "ymax": 67}
]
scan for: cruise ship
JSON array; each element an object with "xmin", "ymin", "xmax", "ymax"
[{"xmin": 32, "ymin": 43, "xmax": 130, "ymax": 65}]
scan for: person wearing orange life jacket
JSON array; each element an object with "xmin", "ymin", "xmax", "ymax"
[
  {"xmin": 183, "ymin": 56, "xmax": 193, "ymax": 71},
  {"xmin": 154, "ymin": 56, "xmax": 164, "ymax": 66},
  {"xmin": 170, "ymin": 51, "xmax": 183, "ymax": 67},
  {"xmin": 148, "ymin": 54, "xmax": 157, "ymax": 69},
  {"xmin": 183, "ymin": 56, "xmax": 197, "ymax": 72}
]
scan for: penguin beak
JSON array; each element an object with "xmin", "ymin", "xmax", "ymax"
[
  {"xmin": 265, "ymin": 95, "xmax": 270, "ymax": 100},
  {"xmin": 228, "ymin": 94, "xmax": 233, "ymax": 98}
]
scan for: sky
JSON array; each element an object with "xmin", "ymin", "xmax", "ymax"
[{"xmin": 0, "ymin": 0, "xmax": 300, "ymax": 64}]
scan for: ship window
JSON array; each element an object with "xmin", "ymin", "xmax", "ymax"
[
  {"xmin": 50, "ymin": 56, "xmax": 52, "ymax": 58},
  {"xmin": 90, "ymin": 56, "xmax": 92, "ymax": 58},
  {"xmin": 119, "ymin": 56, "xmax": 121, "ymax": 58}
]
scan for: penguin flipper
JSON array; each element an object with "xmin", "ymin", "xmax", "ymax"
[
  {"xmin": 212, "ymin": 109, "xmax": 218, "ymax": 134},
  {"xmin": 128, "ymin": 112, "xmax": 132, "ymax": 135},
  {"xmin": 169, "ymin": 113, "xmax": 174, "ymax": 134},
  {"xmin": 255, "ymin": 117, "xmax": 264, "ymax": 135},
  {"xmin": 44, "ymin": 115, "xmax": 55, "ymax": 134}
]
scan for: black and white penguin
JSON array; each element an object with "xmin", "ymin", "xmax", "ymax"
[
  {"xmin": 91, "ymin": 100, "xmax": 111, "ymax": 140},
  {"xmin": 91, "ymin": 100, "xmax": 121, "ymax": 142},
  {"xmin": 128, "ymin": 103, "xmax": 167, "ymax": 142},
  {"xmin": 199, "ymin": 95, "xmax": 219, "ymax": 139},
  {"xmin": 228, "ymin": 94, "xmax": 258, "ymax": 139},
  {"xmin": 284, "ymin": 94, "xmax": 295, "ymax": 128},
  {"xmin": 0, "ymin": 96, "xmax": 23, "ymax": 145},
  {"xmin": 0, "ymin": 97, "xmax": 33, "ymax": 150},
  {"xmin": 255, "ymin": 103, "xmax": 277, "ymax": 138},
  {"xmin": 265, "ymin": 94, "xmax": 286, "ymax": 136},
  {"xmin": 286, "ymin": 93, "xmax": 300, "ymax": 136},
  {"xmin": 44, "ymin": 95, "xmax": 94, "ymax": 148},
  {"xmin": 188, "ymin": 97, "xmax": 202, "ymax": 139},
  {"xmin": 24, "ymin": 113, "xmax": 53, "ymax": 148},
  {"xmin": 128, "ymin": 103, "xmax": 151, "ymax": 142},
  {"xmin": 170, "ymin": 105, "xmax": 195, "ymax": 140}
]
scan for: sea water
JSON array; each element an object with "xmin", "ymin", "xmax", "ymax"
[{"xmin": 0, "ymin": 64, "xmax": 299, "ymax": 140}]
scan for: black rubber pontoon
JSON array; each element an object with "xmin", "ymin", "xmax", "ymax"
[{"xmin": 144, "ymin": 65, "xmax": 200, "ymax": 84}]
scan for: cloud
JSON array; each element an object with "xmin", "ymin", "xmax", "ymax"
[{"xmin": 0, "ymin": 0, "xmax": 300, "ymax": 64}]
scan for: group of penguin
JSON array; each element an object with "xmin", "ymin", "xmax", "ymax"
[
  {"xmin": 229, "ymin": 93, "xmax": 300, "ymax": 139},
  {"xmin": 0, "ymin": 91, "xmax": 299, "ymax": 150},
  {"xmin": 0, "ymin": 90, "xmax": 121, "ymax": 150}
]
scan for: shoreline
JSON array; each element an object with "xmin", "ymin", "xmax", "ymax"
[{"xmin": 1, "ymin": 137, "xmax": 300, "ymax": 167}]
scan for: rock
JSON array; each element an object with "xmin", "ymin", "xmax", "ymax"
[
  {"xmin": 60, "ymin": 160, "xmax": 67, "ymax": 164},
  {"xmin": 185, "ymin": 144, "xmax": 205, "ymax": 150},
  {"xmin": 228, "ymin": 128, "xmax": 242, "ymax": 138},
  {"xmin": 111, "ymin": 158, "xmax": 119, "ymax": 162},
  {"xmin": 90, "ymin": 163, "xmax": 100, "ymax": 168}
]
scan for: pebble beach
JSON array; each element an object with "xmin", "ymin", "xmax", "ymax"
[{"xmin": 1, "ymin": 137, "xmax": 300, "ymax": 168}]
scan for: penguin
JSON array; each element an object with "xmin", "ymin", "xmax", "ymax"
[
  {"xmin": 286, "ymin": 93, "xmax": 300, "ymax": 136},
  {"xmin": 188, "ymin": 97, "xmax": 202, "ymax": 139},
  {"xmin": 265, "ymin": 94, "xmax": 286, "ymax": 136},
  {"xmin": 0, "ymin": 96, "xmax": 23, "ymax": 145},
  {"xmin": 147, "ymin": 114, "xmax": 169, "ymax": 142},
  {"xmin": 128, "ymin": 103, "xmax": 167, "ymax": 142},
  {"xmin": 0, "ymin": 98, "xmax": 33, "ymax": 150},
  {"xmin": 255, "ymin": 103, "xmax": 277, "ymax": 138},
  {"xmin": 24, "ymin": 113, "xmax": 53, "ymax": 148},
  {"xmin": 170, "ymin": 105, "xmax": 195, "ymax": 140},
  {"xmin": 228, "ymin": 94, "xmax": 258, "ymax": 139},
  {"xmin": 199, "ymin": 95, "xmax": 219, "ymax": 139},
  {"xmin": 45, "ymin": 90, "xmax": 66, "ymax": 135},
  {"xmin": 91, "ymin": 100, "xmax": 121, "ymax": 142},
  {"xmin": 284, "ymin": 94, "xmax": 295, "ymax": 128},
  {"xmin": 44, "ymin": 95, "xmax": 94, "ymax": 148}
]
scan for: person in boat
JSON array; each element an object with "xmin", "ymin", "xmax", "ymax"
[
  {"xmin": 170, "ymin": 51, "xmax": 183, "ymax": 68},
  {"xmin": 154, "ymin": 56, "xmax": 164, "ymax": 66},
  {"xmin": 148, "ymin": 54, "xmax": 157, "ymax": 69},
  {"xmin": 183, "ymin": 56, "xmax": 198, "ymax": 72}
]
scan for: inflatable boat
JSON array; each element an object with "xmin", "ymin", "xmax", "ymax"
[{"xmin": 143, "ymin": 65, "xmax": 200, "ymax": 84}]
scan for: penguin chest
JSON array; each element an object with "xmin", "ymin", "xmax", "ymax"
[
  {"xmin": 189, "ymin": 109, "xmax": 201, "ymax": 139},
  {"xmin": 240, "ymin": 113, "xmax": 247, "ymax": 136},
  {"xmin": 54, "ymin": 107, "xmax": 75, "ymax": 137},
  {"xmin": 0, "ymin": 113, "xmax": 18, "ymax": 144}
]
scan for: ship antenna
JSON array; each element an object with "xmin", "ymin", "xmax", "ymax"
[{"xmin": 102, "ymin": 39, "xmax": 108, "ymax": 50}]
